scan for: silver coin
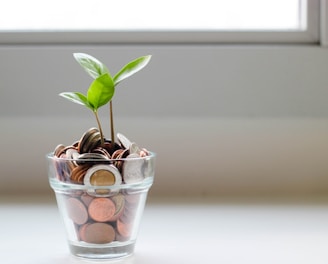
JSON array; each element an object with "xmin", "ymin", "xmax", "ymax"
[
  {"xmin": 142, "ymin": 154, "xmax": 155, "ymax": 178},
  {"xmin": 129, "ymin": 142, "xmax": 141, "ymax": 154},
  {"xmin": 117, "ymin": 133, "xmax": 132, "ymax": 149},
  {"xmin": 66, "ymin": 148, "xmax": 79, "ymax": 159},
  {"xmin": 122, "ymin": 153, "xmax": 144, "ymax": 184}
]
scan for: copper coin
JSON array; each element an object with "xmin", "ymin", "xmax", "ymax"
[
  {"xmin": 88, "ymin": 198, "xmax": 116, "ymax": 222},
  {"xmin": 65, "ymin": 197, "xmax": 88, "ymax": 225},
  {"xmin": 70, "ymin": 165, "xmax": 89, "ymax": 183},
  {"xmin": 140, "ymin": 148, "xmax": 150, "ymax": 157},
  {"xmin": 92, "ymin": 147, "xmax": 111, "ymax": 158},
  {"xmin": 79, "ymin": 223, "xmax": 115, "ymax": 244},
  {"xmin": 78, "ymin": 223, "xmax": 90, "ymax": 241},
  {"xmin": 80, "ymin": 193, "xmax": 94, "ymax": 207},
  {"xmin": 54, "ymin": 144, "xmax": 66, "ymax": 157},
  {"xmin": 114, "ymin": 149, "xmax": 129, "ymax": 172},
  {"xmin": 102, "ymin": 140, "xmax": 121, "ymax": 155},
  {"xmin": 116, "ymin": 219, "xmax": 133, "ymax": 239},
  {"xmin": 71, "ymin": 140, "xmax": 79, "ymax": 148},
  {"xmin": 111, "ymin": 149, "xmax": 124, "ymax": 159}
]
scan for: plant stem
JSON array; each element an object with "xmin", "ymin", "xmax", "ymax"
[
  {"xmin": 94, "ymin": 111, "xmax": 104, "ymax": 146},
  {"xmin": 109, "ymin": 100, "xmax": 115, "ymax": 151}
]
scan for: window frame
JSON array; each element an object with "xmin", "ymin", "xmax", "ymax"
[{"xmin": 0, "ymin": 0, "xmax": 321, "ymax": 45}]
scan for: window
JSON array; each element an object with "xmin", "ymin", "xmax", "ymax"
[
  {"xmin": 0, "ymin": 0, "xmax": 327, "ymax": 196},
  {"xmin": 0, "ymin": 0, "xmax": 320, "ymax": 44}
]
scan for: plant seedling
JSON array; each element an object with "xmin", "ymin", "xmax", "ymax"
[{"xmin": 60, "ymin": 53, "xmax": 151, "ymax": 149}]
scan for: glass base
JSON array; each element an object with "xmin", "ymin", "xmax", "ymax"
[{"xmin": 69, "ymin": 241, "xmax": 135, "ymax": 260}]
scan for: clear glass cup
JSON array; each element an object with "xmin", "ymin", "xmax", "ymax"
[{"xmin": 46, "ymin": 152, "xmax": 155, "ymax": 260}]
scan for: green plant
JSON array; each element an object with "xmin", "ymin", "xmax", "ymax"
[{"xmin": 59, "ymin": 53, "xmax": 151, "ymax": 149}]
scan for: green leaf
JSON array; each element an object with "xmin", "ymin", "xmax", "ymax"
[
  {"xmin": 87, "ymin": 73, "xmax": 115, "ymax": 110},
  {"xmin": 113, "ymin": 55, "xmax": 151, "ymax": 86},
  {"xmin": 59, "ymin": 92, "xmax": 94, "ymax": 110},
  {"xmin": 73, "ymin": 53, "xmax": 110, "ymax": 79}
]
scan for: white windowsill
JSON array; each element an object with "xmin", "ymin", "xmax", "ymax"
[{"xmin": 1, "ymin": 195, "xmax": 328, "ymax": 264}]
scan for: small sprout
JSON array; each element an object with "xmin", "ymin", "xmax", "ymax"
[{"xmin": 59, "ymin": 53, "xmax": 151, "ymax": 149}]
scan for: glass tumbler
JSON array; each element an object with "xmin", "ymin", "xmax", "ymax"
[{"xmin": 46, "ymin": 152, "xmax": 155, "ymax": 259}]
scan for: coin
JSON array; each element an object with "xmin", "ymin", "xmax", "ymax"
[
  {"xmin": 84, "ymin": 164, "xmax": 122, "ymax": 195},
  {"xmin": 91, "ymin": 147, "xmax": 111, "ymax": 158},
  {"xmin": 80, "ymin": 193, "xmax": 94, "ymax": 207},
  {"xmin": 88, "ymin": 198, "xmax": 116, "ymax": 222},
  {"xmin": 78, "ymin": 223, "xmax": 90, "ymax": 241},
  {"xmin": 122, "ymin": 153, "xmax": 144, "ymax": 184},
  {"xmin": 70, "ymin": 165, "xmax": 90, "ymax": 183},
  {"xmin": 65, "ymin": 197, "xmax": 88, "ymax": 225},
  {"xmin": 71, "ymin": 140, "xmax": 79, "ymax": 148},
  {"xmin": 65, "ymin": 148, "xmax": 79, "ymax": 170},
  {"xmin": 109, "ymin": 194, "xmax": 125, "ymax": 221},
  {"xmin": 114, "ymin": 148, "xmax": 130, "ymax": 172},
  {"xmin": 79, "ymin": 223, "xmax": 115, "ymax": 244},
  {"xmin": 54, "ymin": 144, "xmax": 66, "ymax": 157},
  {"xmin": 65, "ymin": 148, "xmax": 79, "ymax": 160},
  {"xmin": 78, "ymin": 127, "xmax": 99, "ymax": 153},
  {"xmin": 117, "ymin": 133, "xmax": 132, "ymax": 149},
  {"xmin": 86, "ymin": 130, "xmax": 102, "ymax": 152},
  {"xmin": 111, "ymin": 149, "xmax": 124, "ymax": 160},
  {"xmin": 103, "ymin": 139, "xmax": 121, "ymax": 155},
  {"xmin": 129, "ymin": 142, "xmax": 141, "ymax": 154},
  {"xmin": 75, "ymin": 153, "xmax": 109, "ymax": 166},
  {"xmin": 140, "ymin": 148, "xmax": 150, "ymax": 157},
  {"xmin": 116, "ymin": 219, "xmax": 133, "ymax": 239}
]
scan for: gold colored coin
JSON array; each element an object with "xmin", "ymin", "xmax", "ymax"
[
  {"xmin": 84, "ymin": 165, "xmax": 122, "ymax": 195},
  {"xmin": 90, "ymin": 169, "xmax": 116, "ymax": 186}
]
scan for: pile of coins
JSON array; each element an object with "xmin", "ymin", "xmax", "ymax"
[
  {"xmin": 52, "ymin": 128, "xmax": 153, "ymax": 245},
  {"xmin": 53, "ymin": 127, "xmax": 150, "ymax": 186},
  {"xmin": 63, "ymin": 192, "xmax": 141, "ymax": 244}
]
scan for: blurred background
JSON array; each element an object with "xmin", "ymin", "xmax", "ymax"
[{"xmin": 1, "ymin": 0, "xmax": 328, "ymax": 199}]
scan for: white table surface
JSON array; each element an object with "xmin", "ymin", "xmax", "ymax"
[{"xmin": 1, "ymin": 195, "xmax": 328, "ymax": 264}]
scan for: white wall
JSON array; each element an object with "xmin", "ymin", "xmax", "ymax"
[{"xmin": 1, "ymin": 45, "xmax": 328, "ymax": 197}]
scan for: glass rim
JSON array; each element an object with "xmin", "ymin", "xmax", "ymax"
[
  {"xmin": 46, "ymin": 151, "xmax": 156, "ymax": 162},
  {"xmin": 49, "ymin": 176, "xmax": 154, "ymax": 191},
  {"xmin": 47, "ymin": 151, "xmax": 155, "ymax": 190}
]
